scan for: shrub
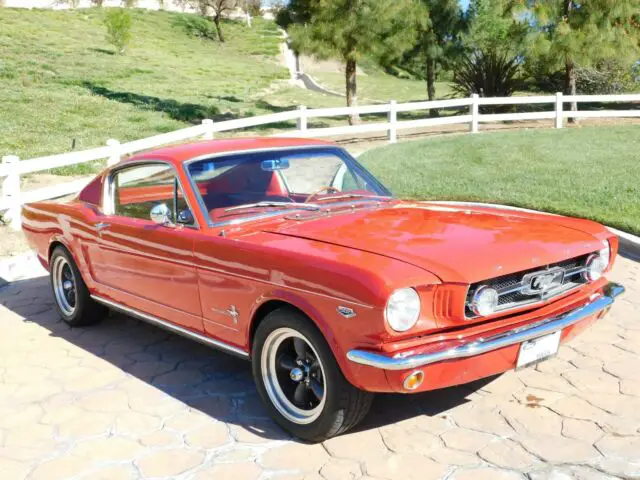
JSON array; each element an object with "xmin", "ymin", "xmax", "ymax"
[
  {"xmin": 178, "ymin": 15, "xmax": 218, "ymax": 41},
  {"xmin": 91, "ymin": 0, "xmax": 105, "ymax": 6},
  {"xmin": 104, "ymin": 9, "xmax": 133, "ymax": 55},
  {"xmin": 452, "ymin": 50, "xmax": 523, "ymax": 99},
  {"xmin": 122, "ymin": 0, "xmax": 138, "ymax": 7},
  {"xmin": 576, "ymin": 60, "xmax": 638, "ymax": 94}
]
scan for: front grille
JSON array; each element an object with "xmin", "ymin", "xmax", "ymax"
[{"xmin": 465, "ymin": 254, "xmax": 590, "ymax": 318}]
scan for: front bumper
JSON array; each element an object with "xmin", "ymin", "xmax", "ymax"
[{"xmin": 347, "ymin": 282, "xmax": 624, "ymax": 372}]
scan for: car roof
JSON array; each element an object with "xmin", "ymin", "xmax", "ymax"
[{"xmin": 124, "ymin": 137, "xmax": 336, "ymax": 167}]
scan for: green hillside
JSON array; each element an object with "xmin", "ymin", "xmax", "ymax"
[
  {"xmin": 0, "ymin": 7, "xmax": 289, "ymax": 161},
  {"xmin": 0, "ymin": 7, "xmax": 447, "ymax": 169}
]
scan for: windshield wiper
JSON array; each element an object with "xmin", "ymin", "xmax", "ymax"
[
  {"xmin": 313, "ymin": 194, "xmax": 392, "ymax": 202},
  {"xmin": 224, "ymin": 201, "xmax": 320, "ymax": 212}
]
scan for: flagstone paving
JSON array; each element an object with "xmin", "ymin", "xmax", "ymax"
[{"xmin": 0, "ymin": 256, "xmax": 638, "ymax": 480}]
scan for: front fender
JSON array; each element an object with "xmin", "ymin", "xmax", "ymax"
[{"xmin": 247, "ymin": 289, "xmax": 392, "ymax": 391}]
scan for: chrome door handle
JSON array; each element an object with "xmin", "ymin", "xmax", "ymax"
[{"xmin": 95, "ymin": 222, "xmax": 110, "ymax": 234}]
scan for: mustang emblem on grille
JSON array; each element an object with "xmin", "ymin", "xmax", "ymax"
[{"xmin": 522, "ymin": 267, "xmax": 565, "ymax": 296}]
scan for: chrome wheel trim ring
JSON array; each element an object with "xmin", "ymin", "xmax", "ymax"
[
  {"xmin": 52, "ymin": 256, "xmax": 77, "ymax": 317},
  {"xmin": 261, "ymin": 327, "xmax": 327, "ymax": 425}
]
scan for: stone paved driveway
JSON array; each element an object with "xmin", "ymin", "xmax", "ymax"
[{"xmin": 0, "ymin": 256, "xmax": 638, "ymax": 480}]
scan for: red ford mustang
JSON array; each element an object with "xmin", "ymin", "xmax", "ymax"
[{"xmin": 22, "ymin": 137, "xmax": 624, "ymax": 441}]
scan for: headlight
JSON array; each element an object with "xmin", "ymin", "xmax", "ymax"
[
  {"xmin": 385, "ymin": 288, "xmax": 420, "ymax": 332},
  {"xmin": 584, "ymin": 240, "xmax": 611, "ymax": 282},
  {"xmin": 471, "ymin": 286, "xmax": 499, "ymax": 317},
  {"xmin": 585, "ymin": 254, "xmax": 607, "ymax": 281}
]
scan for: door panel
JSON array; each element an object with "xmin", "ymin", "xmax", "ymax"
[
  {"xmin": 93, "ymin": 218, "xmax": 202, "ymax": 330},
  {"xmin": 89, "ymin": 162, "xmax": 202, "ymax": 331}
]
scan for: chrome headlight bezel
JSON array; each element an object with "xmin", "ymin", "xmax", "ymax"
[
  {"xmin": 599, "ymin": 239, "xmax": 611, "ymax": 268},
  {"xmin": 470, "ymin": 285, "xmax": 499, "ymax": 317},
  {"xmin": 385, "ymin": 288, "xmax": 421, "ymax": 332},
  {"xmin": 584, "ymin": 240, "xmax": 611, "ymax": 282},
  {"xmin": 585, "ymin": 253, "xmax": 607, "ymax": 282}
]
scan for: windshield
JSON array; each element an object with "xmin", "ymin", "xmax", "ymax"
[{"xmin": 186, "ymin": 147, "xmax": 392, "ymax": 224}]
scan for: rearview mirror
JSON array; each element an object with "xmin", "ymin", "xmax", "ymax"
[
  {"xmin": 177, "ymin": 209, "xmax": 194, "ymax": 225},
  {"xmin": 150, "ymin": 203, "xmax": 172, "ymax": 226},
  {"xmin": 261, "ymin": 158, "xmax": 290, "ymax": 171}
]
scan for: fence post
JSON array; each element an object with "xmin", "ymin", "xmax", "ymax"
[
  {"xmin": 555, "ymin": 92, "xmax": 564, "ymax": 129},
  {"xmin": 470, "ymin": 94, "xmax": 479, "ymax": 133},
  {"xmin": 202, "ymin": 119, "xmax": 215, "ymax": 140},
  {"xmin": 296, "ymin": 105, "xmax": 308, "ymax": 133},
  {"xmin": 106, "ymin": 139, "xmax": 121, "ymax": 167},
  {"xmin": 1, "ymin": 155, "xmax": 22, "ymax": 231},
  {"xmin": 387, "ymin": 100, "xmax": 397, "ymax": 144}
]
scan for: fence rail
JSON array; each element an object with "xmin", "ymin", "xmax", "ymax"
[{"xmin": 2, "ymin": 92, "xmax": 639, "ymax": 229}]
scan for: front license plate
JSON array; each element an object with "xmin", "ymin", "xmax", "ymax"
[{"xmin": 516, "ymin": 331, "xmax": 561, "ymax": 369}]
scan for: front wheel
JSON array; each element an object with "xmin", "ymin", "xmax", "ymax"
[{"xmin": 252, "ymin": 307, "xmax": 373, "ymax": 442}]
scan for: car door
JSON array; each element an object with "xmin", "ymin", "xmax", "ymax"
[{"xmin": 90, "ymin": 161, "xmax": 203, "ymax": 332}]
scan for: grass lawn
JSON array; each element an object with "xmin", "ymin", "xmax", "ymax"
[
  {"xmin": 359, "ymin": 126, "xmax": 640, "ymax": 235},
  {"xmin": 310, "ymin": 71, "xmax": 452, "ymax": 104}
]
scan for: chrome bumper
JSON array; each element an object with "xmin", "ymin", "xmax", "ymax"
[{"xmin": 347, "ymin": 282, "xmax": 625, "ymax": 371}]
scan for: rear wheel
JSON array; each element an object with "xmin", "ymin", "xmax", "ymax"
[
  {"xmin": 50, "ymin": 246, "xmax": 107, "ymax": 326},
  {"xmin": 252, "ymin": 307, "xmax": 373, "ymax": 442}
]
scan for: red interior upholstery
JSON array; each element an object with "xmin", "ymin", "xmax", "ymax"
[{"xmin": 197, "ymin": 163, "xmax": 292, "ymax": 221}]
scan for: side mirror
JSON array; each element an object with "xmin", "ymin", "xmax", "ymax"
[{"xmin": 150, "ymin": 203, "xmax": 172, "ymax": 226}]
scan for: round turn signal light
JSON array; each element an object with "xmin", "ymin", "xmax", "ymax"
[{"xmin": 403, "ymin": 370, "xmax": 425, "ymax": 391}]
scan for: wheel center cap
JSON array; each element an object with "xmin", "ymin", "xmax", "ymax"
[
  {"xmin": 289, "ymin": 367, "xmax": 304, "ymax": 382},
  {"xmin": 63, "ymin": 280, "xmax": 73, "ymax": 290}
]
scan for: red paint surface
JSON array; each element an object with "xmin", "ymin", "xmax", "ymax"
[{"xmin": 21, "ymin": 138, "xmax": 619, "ymax": 393}]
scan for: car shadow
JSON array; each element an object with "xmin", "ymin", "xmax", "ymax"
[{"xmin": 0, "ymin": 274, "xmax": 495, "ymax": 443}]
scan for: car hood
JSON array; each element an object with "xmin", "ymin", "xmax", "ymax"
[{"xmin": 262, "ymin": 201, "xmax": 605, "ymax": 283}]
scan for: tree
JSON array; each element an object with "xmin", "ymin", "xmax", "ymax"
[
  {"xmin": 240, "ymin": 0, "xmax": 261, "ymax": 17},
  {"xmin": 463, "ymin": 0, "xmax": 526, "ymax": 55},
  {"xmin": 418, "ymin": 0, "xmax": 463, "ymax": 115},
  {"xmin": 180, "ymin": 0, "xmax": 238, "ymax": 42},
  {"xmin": 521, "ymin": 0, "xmax": 640, "ymax": 116},
  {"xmin": 448, "ymin": 0, "xmax": 527, "ymax": 103},
  {"xmin": 275, "ymin": 0, "xmax": 313, "ymax": 32},
  {"xmin": 288, "ymin": 0, "xmax": 425, "ymax": 124},
  {"xmin": 104, "ymin": 8, "xmax": 133, "ymax": 54}
]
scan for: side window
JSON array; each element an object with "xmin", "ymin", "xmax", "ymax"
[{"xmin": 112, "ymin": 164, "xmax": 194, "ymax": 225}]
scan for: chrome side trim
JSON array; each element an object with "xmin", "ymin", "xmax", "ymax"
[
  {"xmin": 347, "ymin": 282, "xmax": 624, "ymax": 371},
  {"xmin": 91, "ymin": 295, "xmax": 249, "ymax": 358}
]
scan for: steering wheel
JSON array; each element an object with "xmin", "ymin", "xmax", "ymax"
[{"xmin": 304, "ymin": 186, "xmax": 340, "ymax": 203}]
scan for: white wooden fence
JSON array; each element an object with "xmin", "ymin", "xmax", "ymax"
[{"xmin": 2, "ymin": 92, "xmax": 639, "ymax": 230}]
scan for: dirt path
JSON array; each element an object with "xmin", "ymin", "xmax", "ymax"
[{"xmin": 278, "ymin": 31, "xmax": 346, "ymax": 97}]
